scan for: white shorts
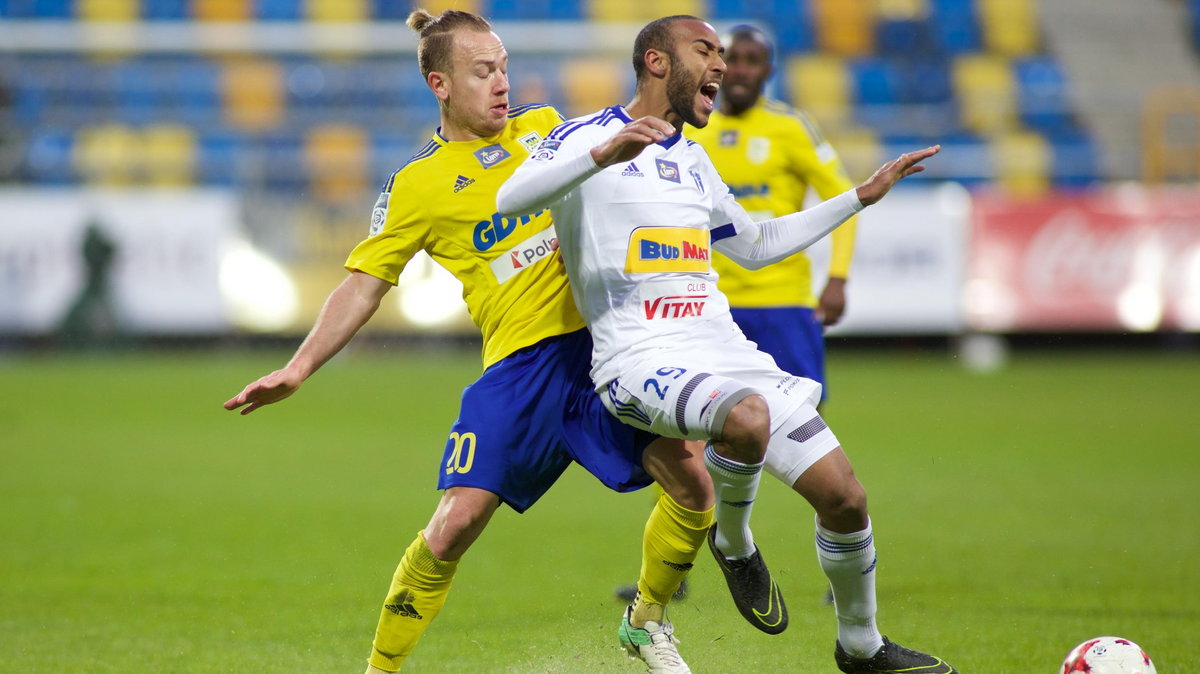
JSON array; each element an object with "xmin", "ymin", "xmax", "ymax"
[{"xmin": 599, "ymin": 339, "xmax": 823, "ymax": 441}]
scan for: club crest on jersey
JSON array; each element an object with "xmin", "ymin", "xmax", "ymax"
[
  {"xmin": 474, "ymin": 144, "xmax": 511, "ymax": 169},
  {"xmin": 625, "ymin": 226, "xmax": 710, "ymax": 273},
  {"xmin": 747, "ymin": 137, "xmax": 770, "ymax": 165},
  {"xmin": 655, "ymin": 158, "xmax": 681, "ymax": 183},
  {"xmin": 621, "ymin": 162, "xmax": 644, "ymax": 177},
  {"xmin": 719, "ymin": 129, "xmax": 738, "ymax": 146},
  {"xmin": 368, "ymin": 192, "xmax": 388, "ymax": 237},
  {"xmin": 517, "ymin": 131, "xmax": 542, "ymax": 153}
]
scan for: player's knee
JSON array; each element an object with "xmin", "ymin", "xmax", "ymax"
[
  {"xmin": 715, "ymin": 394, "xmax": 770, "ymax": 462},
  {"xmin": 425, "ymin": 494, "xmax": 494, "ymax": 560},
  {"xmin": 815, "ymin": 477, "xmax": 868, "ymax": 531}
]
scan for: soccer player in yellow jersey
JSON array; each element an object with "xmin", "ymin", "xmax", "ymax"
[
  {"xmin": 689, "ymin": 24, "xmax": 857, "ymax": 403},
  {"xmin": 224, "ymin": 10, "xmax": 713, "ymax": 674}
]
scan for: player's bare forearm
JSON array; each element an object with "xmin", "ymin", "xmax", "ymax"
[
  {"xmin": 855, "ymin": 145, "xmax": 939, "ymax": 206},
  {"xmin": 223, "ymin": 271, "xmax": 389, "ymax": 415},
  {"xmin": 590, "ymin": 116, "xmax": 676, "ymax": 168},
  {"xmin": 818, "ymin": 277, "xmax": 847, "ymax": 326}
]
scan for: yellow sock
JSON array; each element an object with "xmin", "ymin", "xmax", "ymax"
[
  {"xmin": 634, "ymin": 492, "xmax": 713, "ymax": 619},
  {"xmin": 367, "ymin": 531, "xmax": 458, "ymax": 672}
]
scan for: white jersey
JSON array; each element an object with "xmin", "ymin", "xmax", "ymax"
[{"xmin": 497, "ymin": 105, "xmax": 864, "ymax": 388}]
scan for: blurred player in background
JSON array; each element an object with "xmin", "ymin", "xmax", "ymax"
[
  {"xmin": 614, "ymin": 22, "xmax": 861, "ymax": 608},
  {"xmin": 498, "ymin": 15, "xmax": 955, "ymax": 674},
  {"xmin": 223, "ymin": 9, "xmax": 714, "ymax": 673}
]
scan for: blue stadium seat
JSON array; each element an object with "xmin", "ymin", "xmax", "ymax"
[
  {"xmin": 850, "ymin": 58, "xmax": 903, "ymax": 106},
  {"xmin": 175, "ymin": 58, "xmax": 221, "ymax": 125},
  {"xmin": 1014, "ymin": 56, "xmax": 1074, "ymax": 137},
  {"xmin": 26, "ymin": 130, "xmax": 75, "ymax": 184},
  {"xmin": 929, "ymin": 0, "xmax": 981, "ymax": 54},
  {"xmin": 372, "ymin": 133, "xmax": 421, "ymax": 178},
  {"xmin": 876, "ymin": 18, "xmax": 926, "ymax": 56},
  {"xmin": 1049, "ymin": 131, "xmax": 1101, "ymax": 188},
  {"xmin": 772, "ymin": 1, "xmax": 815, "ymax": 54},
  {"xmin": 114, "ymin": 59, "xmax": 164, "ymax": 125},
  {"xmin": 12, "ymin": 65, "xmax": 48, "ymax": 124},
  {"xmin": 33, "ymin": 0, "xmax": 72, "ymax": 18},
  {"xmin": 903, "ymin": 58, "xmax": 953, "ymax": 105},
  {"xmin": 546, "ymin": 0, "xmax": 583, "ymax": 20},
  {"xmin": 257, "ymin": 0, "xmax": 302, "ymax": 20},
  {"xmin": 197, "ymin": 132, "xmax": 239, "ymax": 186},
  {"xmin": 142, "ymin": 0, "xmax": 188, "ymax": 20},
  {"xmin": 1193, "ymin": 0, "xmax": 1200, "ymax": 50},
  {"xmin": 370, "ymin": 0, "xmax": 408, "ymax": 20}
]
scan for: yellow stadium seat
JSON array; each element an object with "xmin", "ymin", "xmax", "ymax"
[
  {"xmin": 993, "ymin": 130, "xmax": 1050, "ymax": 195},
  {"xmin": 412, "ymin": 0, "xmax": 481, "ymax": 17},
  {"xmin": 304, "ymin": 123, "xmax": 370, "ymax": 203},
  {"xmin": 143, "ymin": 124, "xmax": 198, "ymax": 187},
  {"xmin": 78, "ymin": 0, "xmax": 138, "ymax": 21},
  {"xmin": 561, "ymin": 58, "xmax": 628, "ymax": 118},
  {"xmin": 73, "ymin": 123, "xmax": 142, "ymax": 186},
  {"xmin": 812, "ymin": 0, "xmax": 875, "ymax": 57},
  {"xmin": 786, "ymin": 54, "xmax": 851, "ymax": 130},
  {"xmin": 222, "ymin": 58, "xmax": 285, "ymax": 132},
  {"xmin": 588, "ymin": 0, "xmax": 702, "ymax": 23},
  {"xmin": 953, "ymin": 54, "xmax": 1017, "ymax": 134},
  {"xmin": 306, "ymin": 0, "xmax": 370, "ymax": 22},
  {"xmin": 978, "ymin": 0, "xmax": 1039, "ymax": 56},
  {"xmin": 824, "ymin": 126, "xmax": 881, "ymax": 181},
  {"xmin": 193, "ymin": 0, "xmax": 251, "ymax": 21},
  {"xmin": 875, "ymin": 0, "xmax": 928, "ymax": 21}
]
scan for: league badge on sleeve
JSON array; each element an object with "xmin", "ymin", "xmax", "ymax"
[
  {"xmin": 369, "ymin": 192, "xmax": 389, "ymax": 237},
  {"xmin": 531, "ymin": 138, "xmax": 561, "ymax": 162}
]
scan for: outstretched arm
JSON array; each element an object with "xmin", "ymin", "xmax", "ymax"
[
  {"xmin": 223, "ymin": 270, "xmax": 391, "ymax": 415},
  {"xmin": 497, "ymin": 115, "xmax": 677, "ymax": 216},
  {"xmin": 715, "ymin": 146, "xmax": 938, "ymax": 270}
]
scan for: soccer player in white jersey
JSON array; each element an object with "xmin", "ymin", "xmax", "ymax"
[{"xmin": 498, "ymin": 15, "xmax": 957, "ymax": 674}]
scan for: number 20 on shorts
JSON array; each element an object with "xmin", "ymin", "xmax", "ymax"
[{"xmin": 445, "ymin": 432, "xmax": 477, "ymax": 474}]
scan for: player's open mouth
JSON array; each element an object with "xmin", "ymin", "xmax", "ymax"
[
  {"xmin": 492, "ymin": 102, "xmax": 509, "ymax": 115},
  {"xmin": 699, "ymin": 82, "xmax": 720, "ymax": 111}
]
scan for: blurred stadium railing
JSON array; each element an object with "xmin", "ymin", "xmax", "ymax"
[{"xmin": 0, "ymin": 0, "xmax": 1197, "ymax": 341}]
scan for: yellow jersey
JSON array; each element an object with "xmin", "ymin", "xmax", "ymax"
[
  {"xmin": 688, "ymin": 99, "xmax": 858, "ymax": 308},
  {"xmin": 344, "ymin": 104, "xmax": 585, "ymax": 368}
]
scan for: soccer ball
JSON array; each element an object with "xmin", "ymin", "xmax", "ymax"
[{"xmin": 1060, "ymin": 636, "xmax": 1156, "ymax": 674}]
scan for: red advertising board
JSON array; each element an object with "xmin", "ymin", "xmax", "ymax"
[{"xmin": 969, "ymin": 188, "xmax": 1200, "ymax": 331}]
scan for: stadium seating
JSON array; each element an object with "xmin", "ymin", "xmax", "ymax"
[{"xmin": 0, "ymin": 0, "xmax": 1102, "ymax": 192}]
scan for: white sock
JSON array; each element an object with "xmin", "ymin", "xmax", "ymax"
[
  {"xmin": 704, "ymin": 444, "xmax": 763, "ymax": 560},
  {"xmin": 815, "ymin": 515, "xmax": 884, "ymax": 658}
]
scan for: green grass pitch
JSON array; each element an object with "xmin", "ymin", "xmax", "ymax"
[{"xmin": 1, "ymin": 344, "xmax": 1197, "ymax": 672}]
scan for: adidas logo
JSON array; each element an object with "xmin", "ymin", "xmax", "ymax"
[
  {"xmin": 453, "ymin": 174, "xmax": 475, "ymax": 193},
  {"xmin": 661, "ymin": 559, "xmax": 694, "ymax": 572},
  {"xmin": 620, "ymin": 162, "xmax": 644, "ymax": 177},
  {"xmin": 384, "ymin": 589, "xmax": 424, "ymax": 620}
]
